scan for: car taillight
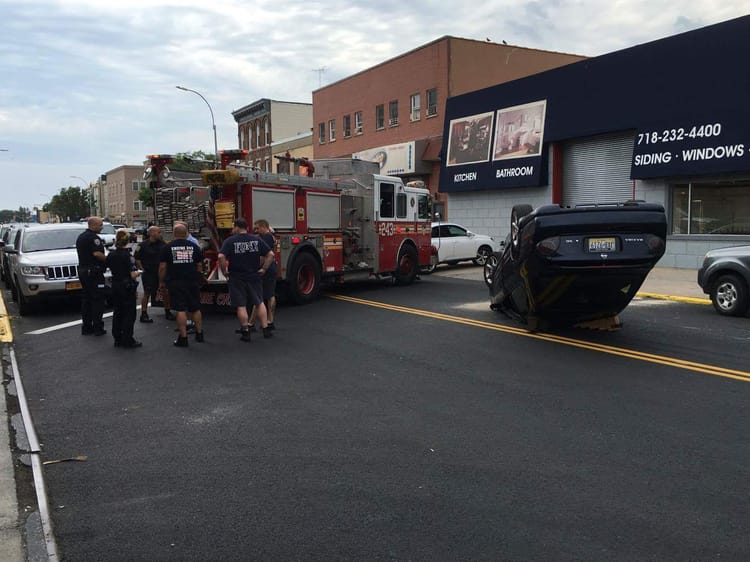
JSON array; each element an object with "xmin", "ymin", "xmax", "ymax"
[
  {"xmin": 645, "ymin": 234, "xmax": 665, "ymax": 255},
  {"xmin": 536, "ymin": 236, "xmax": 560, "ymax": 256}
]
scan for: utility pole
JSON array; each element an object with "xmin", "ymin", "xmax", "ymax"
[{"xmin": 312, "ymin": 67, "xmax": 327, "ymax": 88}]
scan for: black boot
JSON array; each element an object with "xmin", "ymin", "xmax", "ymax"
[
  {"xmin": 174, "ymin": 335, "xmax": 188, "ymax": 347},
  {"xmin": 262, "ymin": 326, "xmax": 273, "ymax": 339},
  {"xmin": 140, "ymin": 314, "xmax": 154, "ymax": 323}
]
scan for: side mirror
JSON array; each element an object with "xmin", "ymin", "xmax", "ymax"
[
  {"xmin": 4, "ymin": 245, "xmax": 16, "ymax": 253},
  {"xmin": 433, "ymin": 212, "xmax": 441, "ymax": 220}
]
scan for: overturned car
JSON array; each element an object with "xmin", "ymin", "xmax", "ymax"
[{"xmin": 485, "ymin": 202, "xmax": 667, "ymax": 330}]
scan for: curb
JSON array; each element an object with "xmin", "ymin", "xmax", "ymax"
[
  {"xmin": 0, "ymin": 295, "xmax": 12, "ymax": 343},
  {"xmin": 636, "ymin": 292, "xmax": 711, "ymax": 305}
]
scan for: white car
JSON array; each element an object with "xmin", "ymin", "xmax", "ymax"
[
  {"xmin": 99, "ymin": 222, "xmax": 117, "ymax": 246},
  {"xmin": 427, "ymin": 221, "xmax": 502, "ymax": 272}
]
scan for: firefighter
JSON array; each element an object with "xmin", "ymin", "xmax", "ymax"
[
  {"xmin": 158, "ymin": 223, "xmax": 204, "ymax": 347},
  {"xmin": 218, "ymin": 217, "xmax": 274, "ymax": 342},
  {"xmin": 249, "ymin": 219, "xmax": 277, "ymax": 332},
  {"xmin": 76, "ymin": 216, "xmax": 107, "ymax": 336}
]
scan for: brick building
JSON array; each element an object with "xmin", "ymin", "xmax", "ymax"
[
  {"xmin": 312, "ymin": 36, "xmax": 584, "ymax": 219},
  {"xmin": 102, "ymin": 165, "xmax": 152, "ymax": 227}
]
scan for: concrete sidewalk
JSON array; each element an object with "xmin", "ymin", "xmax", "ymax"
[{"xmin": 433, "ymin": 265, "xmax": 710, "ymax": 303}]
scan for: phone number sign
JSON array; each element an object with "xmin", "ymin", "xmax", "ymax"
[{"xmin": 631, "ymin": 118, "xmax": 750, "ymax": 179}]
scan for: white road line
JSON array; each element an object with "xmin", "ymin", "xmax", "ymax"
[{"xmin": 25, "ymin": 306, "xmax": 142, "ymax": 335}]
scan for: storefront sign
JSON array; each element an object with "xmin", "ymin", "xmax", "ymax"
[
  {"xmin": 354, "ymin": 142, "xmax": 415, "ymax": 175},
  {"xmin": 631, "ymin": 117, "xmax": 750, "ymax": 178}
]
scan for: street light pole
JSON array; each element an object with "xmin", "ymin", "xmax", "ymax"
[
  {"xmin": 176, "ymin": 85, "xmax": 219, "ymax": 169},
  {"xmin": 70, "ymin": 175, "xmax": 93, "ymax": 216}
]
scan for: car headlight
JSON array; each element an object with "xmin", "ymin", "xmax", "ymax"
[{"xmin": 21, "ymin": 265, "xmax": 45, "ymax": 275}]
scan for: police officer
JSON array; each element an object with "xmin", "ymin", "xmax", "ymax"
[{"xmin": 77, "ymin": 216, "xmax": 107, "ymax": 336}]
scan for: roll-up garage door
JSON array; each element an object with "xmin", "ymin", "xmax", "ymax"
[{"xmin": 562, "ymin": 132, "xmax": 635, "ymax": 206}]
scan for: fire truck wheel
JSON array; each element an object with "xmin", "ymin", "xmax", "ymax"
[
  {"xmin": 287, "ymin": 252, "xmax": 321, "ymax": 305},
  {"xmin": 395, "ymin": 244, "xmax": 419, "ymax": 285}
]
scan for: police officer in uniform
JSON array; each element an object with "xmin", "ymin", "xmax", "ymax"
[{"xmin": 77, "ymin": 216, "xmax": 107, "ymax": 336}]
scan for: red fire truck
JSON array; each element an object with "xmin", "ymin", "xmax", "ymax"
[{"xmin": 144, "ymin": 150, "xmax": 433, "ymax": 306}]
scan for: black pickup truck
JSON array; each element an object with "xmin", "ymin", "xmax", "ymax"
[{"xmin": 485, "ymin": 202, "xmax": 667, "ymax": 330}]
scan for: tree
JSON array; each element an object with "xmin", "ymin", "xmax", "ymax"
[
  {"xmin": 48, "ymin": 186, "xmax": 89, "ymax": 221},
  {"xmin": 137, "ymin": 150, "xmax": 213, "ymax": 208}
]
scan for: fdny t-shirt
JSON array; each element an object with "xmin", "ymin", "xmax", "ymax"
[
  {"xmin": 219, "ymin": 233, "xmax": 271, "ymax": 281},
  {"xmin": 160, "ymin": 238, "xmax": 204, "ymax": 282}
]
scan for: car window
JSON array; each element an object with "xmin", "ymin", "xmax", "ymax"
[
  {"xmin": 431, "ymin": 226, "xmax": 439, "ymax": 237},
  {"xmin": 101, "ymin": 224, "xmax": 116, "ymax": 234},
  {"xmin": 447, "ymin": 225, "xmax": 468, "ymax": 237},
  {"xmin": 21, "ymin": 229, "xmax": 85, "ymax": 252}
]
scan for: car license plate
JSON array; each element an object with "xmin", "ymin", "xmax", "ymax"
[
  {"xmin": 587, "ymin": 237, "xmax": 617, "ymax": 252},
  {"xmin": 65, "ymin": 281, "xmax": 82, "ymax": 290}
]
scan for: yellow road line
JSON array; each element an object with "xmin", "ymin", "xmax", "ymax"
[
  {"xmin": 328, "ymin": 294, "xmax": 750, "ymax": 383},
  {"xmin": 636, "ymin": 292, "xmax": 711, "ymax": 305},
  {"xmin": 0, "ymin": 292, "xmax": 12, "ymax": 342}
]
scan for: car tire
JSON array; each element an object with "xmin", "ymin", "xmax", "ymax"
[
  {"xmin": 395, "ymin": 244, "xmax": 419, "ymax": 285},
  {"xmin": 710, "ymin": 273, "xmax": 749, "ymax": 316},
  {"xmin": 510, "ymin": 204, "xmax": 534, "ymax": 260},
  {"xmin": 473, "ymin": 245, "xmax": 493, "ymax": 266},
  {"xmin": 17, "ymin": 288, "xmax": 33, "ymax": 316}
]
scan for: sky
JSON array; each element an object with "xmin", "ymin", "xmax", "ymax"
[{"xmin": 0, "ymin": 0, "xmax": 747, "ymax": 211}]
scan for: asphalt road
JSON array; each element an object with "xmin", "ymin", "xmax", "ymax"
[{"xmin": 7, "ymin": 272, "xmax": 750, "ymax": 561}]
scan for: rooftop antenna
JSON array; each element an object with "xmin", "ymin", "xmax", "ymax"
[{"xmin": 312, "ymin": 66, "xmax": 327, "ymax": 87}]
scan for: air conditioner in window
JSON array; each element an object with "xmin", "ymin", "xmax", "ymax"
[
  {"xmin": 389, "ymin": 117, "xmax": 399, "ymax": 126},
  {"xmin": 410, "ymin": 110, "xmax": 420, "ymax": 121},
  {"xmin": 355, "ymin": 126, "xmax": 362, "ymax": 134},
  {"xmin": 426, "ymin": 106, "xmax": 437, "ymax": 116}
]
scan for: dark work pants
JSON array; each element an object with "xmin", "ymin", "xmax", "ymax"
[
  {"xmin": 111, "ymin": 285, "xmax": 137, "ymax": 344},
  {"xmin": 80, "ymin": 268, "xmax": 105, "ymax": 333}
]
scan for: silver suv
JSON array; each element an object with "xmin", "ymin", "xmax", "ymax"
[{"xmin": 4, "ymin": 223, "xmax": 110, "ymax": 315}]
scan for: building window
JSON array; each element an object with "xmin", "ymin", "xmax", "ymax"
[
  {"xmin": 426, "ymin": 88, "xmax": 438, "ymax": 116},
  {"xmin": 376, "ymin": 105, "xmax": 384, "ymax": 130},
  {"xmin": 388, "ymin": 100, "xmax": 399, "ymax": 126},
  {"xmin": 328, "ymin": 119, "xmax": 336, "ymax": 142},
  {"xmin": 133, "ymin": 200, "xmax": 145, "ymax": 211},
  {"xmin": 264, "ymin": 120, "xmax": 270, "ymax": 145},
  {"xmin": 265, "ymin": 157, "xmax": 271, "ymax": 172},
  {"xmin": 318, "ymin": 122, "xmax": 325, "ymax": 144},
  {"xmin": 410, "ymin": 93, "xmax": 421, "ymax": 121},
  {"xmin": 354, "ymin": 111, "xmax": 363, "ymax": 134},
  {"xmin": 671, "ymin": 181, "xmax": 750, "ymax": 235},
  {"xmin": 256, "ymin": 122, "xmax": 262, "ymax": 147},
  {"xmin": 131, "ymin": 180, "xmax": 145, "ymax": 191},
  {"xmin": 343, "ymin": 115, "xmax": 351, "ymax": 138}
]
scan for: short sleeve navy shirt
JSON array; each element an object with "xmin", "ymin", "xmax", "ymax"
[
  {"xmin": 76, "ymin": 229, "xmax": 105, "ymax": 267},
  {"xmin": 219, "ymin": 233, "xmax": 271, "ymax": 281},
  {"xmin": 160, "ymin": 238, "xmax": 204, "ymax": 282}
]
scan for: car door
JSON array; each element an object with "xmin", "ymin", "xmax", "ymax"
[
  {"xmin": 447, "ymin": 224, "xmax": 475, "ymax": 260},
  {"xmin": 433, "ymin": 224, "xmax": 456, "ymax": 261}
]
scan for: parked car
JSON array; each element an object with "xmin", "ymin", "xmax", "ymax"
[
  {"xmin": 697, "ymin": 245, "xmax": 750, "ymax": 316},
  {"xmin": 0, "ymin": 223, "xmax": 21, "ymax": 286},
  {"xmin": 99, "ymin": 222, "xmax": 117, "ymax": 246},
  {"xmin": 427, "ymin": 221, "xmax": 502, "ymax": 272},
  {"xmin": 4, "ymin": 223, "xmax": 111, "ymax": 315},
  {"xmin": 486, "ymin": 202, "xmax": 667, "ymax": 329}
]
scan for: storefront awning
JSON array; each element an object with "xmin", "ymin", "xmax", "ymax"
[{"xmin": 421, "ymin": 137, "xmax": 443, "ymax": 162}]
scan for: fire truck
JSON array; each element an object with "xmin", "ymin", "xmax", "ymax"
[{"xmin": 144, "ymin": 150, "xmax": 433, "ymax": 306}]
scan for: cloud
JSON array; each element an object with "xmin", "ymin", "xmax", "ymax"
[{"xmin": 0, "ymin": 0, "xmax": 747, "ymax": 210}]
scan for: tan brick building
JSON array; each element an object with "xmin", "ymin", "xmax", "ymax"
[
  {"xmin": 313, "ymin": 36, "xmax": 584, "ymax": 218},
  {"xmin": 102, "ymin": 165, "xmax": 153, "ymax": 227}
]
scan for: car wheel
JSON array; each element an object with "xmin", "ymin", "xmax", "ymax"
[
  {"xmin": 710, "ymin": 274, "xmax": 750, "ymax": 316},
  {"xmin": 510, "ymin": 204, "xmax": 534, "ymax": 260},
  {"xmin": 17, "ymin": 289, "xmax": 33, "ymax": 316},
  {"xmin": 395, "ymin": 244, "xmax": 418, "ymax": 285},
  {"xmin": 483, "ymin": 252, "xmax": 500, "ymax": 288},
  {"xmin": 473, "ymin": 245, "xmax": 493, "ymax": 266}
]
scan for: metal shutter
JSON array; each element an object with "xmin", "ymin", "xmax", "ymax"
[{"xmin": 562, "ymin": 132, "xmax": 635, "ymax": 206}]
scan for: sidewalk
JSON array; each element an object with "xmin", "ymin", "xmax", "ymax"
[{"xmin": 434, "ymin": 265, "xmax": 710, "ymax": 303}]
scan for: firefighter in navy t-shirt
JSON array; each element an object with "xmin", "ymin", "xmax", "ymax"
[
  {"xmin": 159, "ymin": 223, "xmax": 204, "ymax": 347},
  {"xmin": 218, "ymin": 217, "xmax": 274, "ymax": 342}
]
